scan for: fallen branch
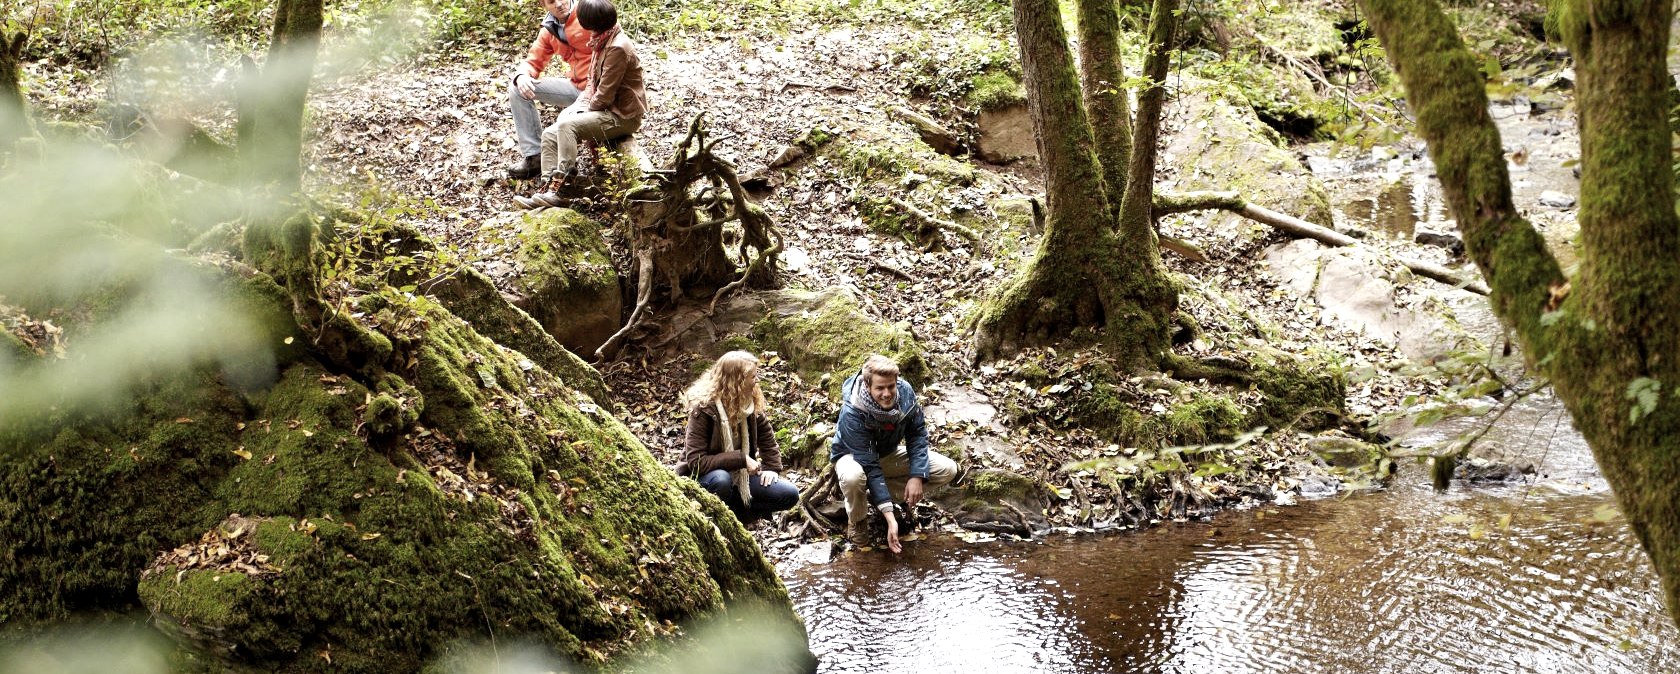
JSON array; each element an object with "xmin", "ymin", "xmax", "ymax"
[
  {"xmin": 1155, "ymin": 190, "xmax": 1491, "ymax": 295},
  {"xmin": 868, "ymin": 262, "xmax": 913, "ymax": 281},
  {"xmin": 889, "ymin": 196, "xmax": 982, "ymax": 246}
]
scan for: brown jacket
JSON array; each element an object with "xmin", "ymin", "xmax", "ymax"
[
  {"xmin": 682, "ymin": 404, "xmax": 784, "ymax": 477},
  {"xmin": 582, "ymin": 31, "xmax": 646, "ymax": 122}
]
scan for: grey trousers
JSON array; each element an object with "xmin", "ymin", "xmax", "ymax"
[
  {"xmin": 539, "ymin": 110, "xmax": 642, "ymax": 177},
  {"xmin": 509, "ymin": 78, "xmax": 581, "ymax": 158}
]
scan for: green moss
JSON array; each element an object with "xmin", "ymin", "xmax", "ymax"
[
  {"xmin": 1163, "ymin": 393, "xmax": 1245, "ymax": 444},
  {"xmin": 966, "ymin": 71, "xmax": 1027, "ymax": 110},
  {"xmin": 1248, "ymin": 351, "xmax": 1346, "ymax": 430},
  {"xmin": 964, "ymin": 469, "xmax": 1037, "ymax": 501},
  {"xmin": 750, "ymin": 291, "xmax": 928, "ymax": 396},
  {"xmin": 515, "ymin": 208, "xmax": 616, "ymax": 294},
  {"xmin": 2, "ymin": 328, "xmax": 30, "ymax": 361},
  {"xmin": 831, "ymin": 135, "xmax": 976, "ymax": 186},
  {"xmin": 891, "ymin": 32, "xmax": 1023, "ymax": 113},
  {"xmin": 3, "ymin": 251, "xmax": 800, "ymax": 670},
  {"xmin": 140, "ymin": 568, "xmax": 254, "ymax": 627}
]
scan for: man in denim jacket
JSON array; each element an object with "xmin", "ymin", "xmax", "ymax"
[{"xmin": 831, "ymin": 355, "xmax": 959, "ymax": 552}]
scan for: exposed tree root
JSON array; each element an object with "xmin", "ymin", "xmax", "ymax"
[{"xmin": 600, "ymin": 114, "xmax": 782, "ymax": 359}]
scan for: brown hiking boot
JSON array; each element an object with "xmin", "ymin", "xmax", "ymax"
[
  {"xmin": 512, "ymin": 173, "xmax": 566, "ymax": 210},
  {"xmin": 845, "ymin": 523, "xmax": 874, "ymax": 552}
]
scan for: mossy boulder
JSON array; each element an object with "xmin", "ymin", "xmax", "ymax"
[
  {"xmin": 1, "ymin": 246, "xmax": 805, "ymax": 671},
  {"xmin": 1160, "ymin": 77, "xmax": 1335, "ymax": 241},
  {"xmin": 940, "ymin": 468, "xmax": 1046, "ymax": 536},
  {"xmin": 749, "ymin": 287, "xmax": 927, "ymax": 397},
  {"xmin": 509, "ymin": 208, "xmax": 622, "ymax": 357}
]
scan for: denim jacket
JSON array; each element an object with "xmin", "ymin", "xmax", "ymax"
[{"xmin": 829, "ymin": 374, "xmax": 929, "ymax": 509}]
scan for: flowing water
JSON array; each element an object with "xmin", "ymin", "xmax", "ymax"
[
  {"xmin": 782, "ymin": 100, "xmax": 1680, "ymax": 672},
  {"xmin": 784, "ymin": 410, "xmax": 1680, "ymax": 673}
]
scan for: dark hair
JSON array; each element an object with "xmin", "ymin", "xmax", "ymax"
[{"xmin": 576, "ymin": 0, "xmax": 617, "ymax": 32}]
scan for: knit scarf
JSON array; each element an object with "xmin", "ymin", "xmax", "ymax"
[
  {"xmin": 850, "ymin": 372, "xmax": 906, "ymax": 427},
  {"xmin": 716, "ymin": 401, "xmax": 755, "ymax": 506}
]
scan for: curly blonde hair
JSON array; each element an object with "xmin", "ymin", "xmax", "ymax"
[{"xmin": 683, "ymin": 350, "xmax": 768, "ymax": 424}]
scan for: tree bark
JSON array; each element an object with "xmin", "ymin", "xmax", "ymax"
[
  {"xmin": 1115, "ymin": 0, "xmax": 1175, "ymax": 257},
  {"xmin": 1076, "ymin": 0, "xmax": 1132, "ymax": 215},
  {"xmin": 974, "ymin": 0, "xmax": 1173, "ymax": 368},
  {"xmin": 0, "ymin": 32, "xmax": 26, "ymax": 147},
  {"xmin": 1362, "ymin": 0, "xmax": 1680, "ymax": 623},
  {"xmin": 239, "ymin": 0, "xmax": 324, "ymax": 194}
]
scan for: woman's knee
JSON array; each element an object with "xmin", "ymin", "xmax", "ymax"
[{"xmin": 697, "ymin": 469, "xmax": 732, "ymax": 493}]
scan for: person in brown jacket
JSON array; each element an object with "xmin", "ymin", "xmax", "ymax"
[
  {"xmin": 679, "ymin": 351, "xmax": 801, "ymax": 524},
  {"xmin": 514, "ymin": 0, "xmax": 647, "ymax": 209}
]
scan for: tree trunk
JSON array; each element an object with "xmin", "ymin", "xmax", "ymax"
[
  {"xmin": 239, "ymin": 0, "xmax": 323, "ymax": 194},
  {"xmin": 1362, "ymin": 0, "xmax": 1680, "ymax": 623},
  {"xmin": 0, "ymin": 32, "xmax": 26, "ymax": 147},
  {"xmin": 1116, "ymin": 0, "xmax": 1176, "ymax": 267},
  {"xmin": 974, "ymin": 0, "xmax": 1172, "ymax": 368},
  {"xmin": 1076, "ymin": 0, "xmax": 1132, "ymax": 214}
]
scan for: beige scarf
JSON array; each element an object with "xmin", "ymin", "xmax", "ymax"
[{"xmin": 715, "ymin": 401, "xmax": 754, "ymax": 507}]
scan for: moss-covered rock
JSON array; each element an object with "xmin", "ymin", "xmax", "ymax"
[
  {"xmin": 1, "ymin": 247, "xmax": 805, "ymax": 671},
  {"xmin": 1160, "ymin": 77, "xmax": 1335, "ymax": 241},
  {"xmin": 510, "ymin": 208, "xmax": 623, "ymax": 357},
  {"xmin": 940, "ymin": 468, "xmax": 1045, "ymax": 536},
  {"xmin": 749, "ymin": 287, "xmax": 927, "ymax": 397}
]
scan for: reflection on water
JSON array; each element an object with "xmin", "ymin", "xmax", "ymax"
[{"xmin": 786, "ymin": 419, "xmax": 1680, "ymax": 673}]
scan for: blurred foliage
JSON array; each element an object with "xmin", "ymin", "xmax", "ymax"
[{"xmin": 0, "ymin": 603, "xmax": 809, "ymax": 672}]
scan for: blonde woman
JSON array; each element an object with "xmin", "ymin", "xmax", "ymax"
[{"xmin": 680, "ymin": 351, "xmax": 800, "ymax": 524}]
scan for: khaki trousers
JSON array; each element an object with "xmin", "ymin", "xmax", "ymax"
[
  {"xmin": 539, "ymin": 110, "xmax": 642, "ymax": 176},
  {"xmin": 834, "ymin": 448, "xmax": 958, "ymax": 526}
]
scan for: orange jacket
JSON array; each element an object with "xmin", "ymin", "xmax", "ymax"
[{"xmin": 515, "ymin": 11, "xmax": 592, "ymax": 91}]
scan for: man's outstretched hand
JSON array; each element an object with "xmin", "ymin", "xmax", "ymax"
[{"xmin": 884, "ymin": 513, "xmax": 902, "ymax": 553}]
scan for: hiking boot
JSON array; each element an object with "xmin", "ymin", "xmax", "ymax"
[
  {"xmin": 506, "ymin": 154, "xmax": 541, "ymax": 180},
  {"xmin": 845, "ymin": 524, "xmax": 874, "ymax": 552},
  {"xmin": 511, "ymin": 173, "xmax": 566, "ymax": 210}
]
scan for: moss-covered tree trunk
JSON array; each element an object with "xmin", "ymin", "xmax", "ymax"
[
  {"xmin": 1076, "ymin": 0, "xmax": 1132, "ymax": 214},
  {"xmin": 974, "ymin": 0, "xmax": 1175, "ymax": 368},
  {"xmin": 238, "ymin": 0, "xmax": 323, "ymax": 195},
  {"xmin": 1113, "ymin": 0, "xmax": 1177, "ymax": 323},
  {"xmin": 0, "ymin": 32, "xmax": 26, "ymax": 147},
  {"xmin": 1361, "ymin": 0, "xmax": 1680, "ymax": 623}
]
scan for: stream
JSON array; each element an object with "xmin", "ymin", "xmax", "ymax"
[
  {"xmin": 780, "ymin": 100, "xmax": 1680, "ymax": 672},
  {"xmin": 783, "ymin": 394, "xmax": 1680, "ymax": 673}
]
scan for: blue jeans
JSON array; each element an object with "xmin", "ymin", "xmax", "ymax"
[
  {"xmin": 509, "ymin": 77, "xmax": 581, "ymax": 158},
  {"xmin": 698, "ymin": 469, "xmax": 800, "ymax": 524}
]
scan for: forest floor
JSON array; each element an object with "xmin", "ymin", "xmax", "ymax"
[
  {"xmin": 284, "ymin": 24, "xmax": 1465, "ymax": 558},
  {"xmin": 18, "ymin": 2, "xmax": 1553, "ymax": 562}
]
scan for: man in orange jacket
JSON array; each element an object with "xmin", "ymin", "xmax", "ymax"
[{"xmin": 506, "ymin": 0, "xmax": 593, "ymax": 180}]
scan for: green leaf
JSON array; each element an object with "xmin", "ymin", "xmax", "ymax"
[{"xmin": 1627, "ymin": 377, "xmax": 1661, "ymax": 424}]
